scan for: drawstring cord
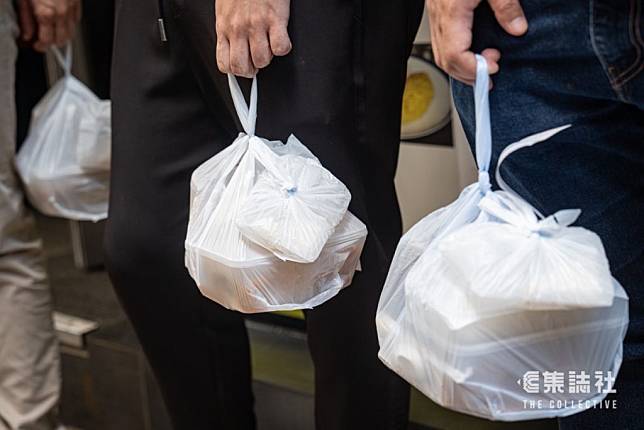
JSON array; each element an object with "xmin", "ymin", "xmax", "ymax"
[{"xmin": 157, "ymin": 0, "xmax": 168, "ymax": 42}]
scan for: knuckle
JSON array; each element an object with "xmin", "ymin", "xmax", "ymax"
[
  {"xmin": 249, "ymin": 14, "xmax": 266, "ymax": 29},
  {"xmin": 254, "ymin": 54, "xmax": 270, "ymax": 68},
  {"xmin": 265, "ymin": 13, "xmax": 283, "ymax": 27},
  {"xmin": 37, "ymin": 8, "xmax": 55, "ymax": 22},
  {"xmin": 445, "ymin": 3, "xmax": 460, "ymax": 17},
  {"xmin": 443, "ymin": 50, "xmax": 459, "ymax": 65},
  {"xmin": 229, "ymin": 19, "xmax": 246, "ymax": 35},
  {"xmin": 230, "ymin": 60, "xmax": 247, "ymax": 75},
  {"xmin": 496, "ymin": 0, "xmax": 520, "ymax": 16},
  {"xmin": 229, "ymin": 25, "xmax": 241, "ymax": 36},
  {"xmin": 230, "ymin": 60, "xmax": 241, "ymax": 71}
]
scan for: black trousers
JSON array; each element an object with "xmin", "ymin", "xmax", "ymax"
[{"xmin": 106, "ymin": 0, "xmax": 424, "ymax": 428}]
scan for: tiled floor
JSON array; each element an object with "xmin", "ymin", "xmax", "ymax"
[{"xmin": 39, "ymin": 215, "xmax": 556, "ymax": 430}]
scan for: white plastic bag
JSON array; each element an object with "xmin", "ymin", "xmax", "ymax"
[
  {"xmin": 375, "ymin": 183, "xmax": 483, "ymax": 347},
  {"xmin": 377, "ymin": 55, "xmax": 628, "ymax": 421},
  {"xmin": 76, "ymin": 99, "xmax": 111, "ymax": 171},
  {"xmin": 185, "ymin": 74, "xmax": 366, "ymax": 313},
  {"xmin": 440, "ymin": 190, "xmax": 614, "ymax": 311},
  {"xmin": 404, "ymin": 125, "xmax": 613, "ymax": 329},
  {"xmin": 15, "ymin": 46, "xmax": 110, "ymax": 222},
  {"xmin": 237, "ymin": 134, "xmax": 351, "ymax": 263},
  {"xmin": 388, "ymin": 277, "xmax": 628, "ymax": 421},
  {"xmin": 376, "ymin": 53, "xmax": 496, "ymax": 349},
  {"xmin": 405, "ymin": 127, "xmax": 614, "ymax": 329}
]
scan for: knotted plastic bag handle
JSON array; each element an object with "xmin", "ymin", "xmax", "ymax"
[
  {"xmin": 52, "ymin": 44, "xmax": 72, "ymax": 76},
  {"xmin": 473, "ymin": 55, "xmax": 492, "ymax": 194},
  {"xmin": 471, "ymin": 53, "xmax": 576, "ymax": 230},
  {"xmin": 227, "ymin": 74, "xmax": 297, "ymax": 190},
  {"xmin": 471, "ymin": 54, "xmax": 574, "ymax": 227},
  {"xmin": 228, "ymin": 74, "xmax": 258, "ymax": 136}
]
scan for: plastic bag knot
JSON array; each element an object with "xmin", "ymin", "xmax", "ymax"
[
  {"xmin": 478, "ymin": 171, "xmax": 491, "ymax": 194},
  {"xmin": 282, "ymin": 185, "xmax": 298, "ymax": 197}
]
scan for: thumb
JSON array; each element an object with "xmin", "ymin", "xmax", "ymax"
[{"xmin": 488, "ymin": 0, "xmax": 528, "ymax": 36}]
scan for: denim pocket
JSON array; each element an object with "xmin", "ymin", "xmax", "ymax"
[{"xmin": 591, "ymin": 0, "xmax": 644, "ymax": 99}]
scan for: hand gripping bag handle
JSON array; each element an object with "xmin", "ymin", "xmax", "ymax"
[{"xmin": 52, "ymin": 44, "xmax": 73, "ymax": 76}]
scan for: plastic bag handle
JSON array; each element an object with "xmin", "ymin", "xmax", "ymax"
[
  {"xmin": 495, "ymin": 125, "xmax": 571, "ymax": 196},
  {"xmin": 228, "ymin": 74, "xmax": 257, "ymax": 136},
  {"xmin": 227, "ymin": 73, "xmax": 296, "ymax": 190},
  {"xmin": 473, "ymin": 55, "xmax": 491, "ymax": 179},
  {"xmin": 52, "ymin": 44, "xmax": 72, "ymax": 76},
  {"xmin": 247, "ymin": 136, "xmax": 296, "ymax": 190},
  {"xmin": 472, "ymin": 54, "xmax": 573, "ymax": 221}
]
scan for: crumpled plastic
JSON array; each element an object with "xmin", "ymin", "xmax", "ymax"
[
  {"xmin": 185, "ymin": 74, "xmax": 366, "ymax": 313},
  {"xmin": 376, "ymin": 55, "xmax": 627, "ymax": 421},
  {"xmin": 15, "ymin": 45, "xmax": 110, "ymax": 222},
  {"xmin": 237, "ymin": 134, "xmax": 351, "ymax": 263}
]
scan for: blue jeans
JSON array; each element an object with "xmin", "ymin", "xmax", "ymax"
[{"xmin": 452, "ymin": 0, "xmax": 644, "ymax": 428}]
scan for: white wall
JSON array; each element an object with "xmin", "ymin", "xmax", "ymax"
[{"xmin": 394, "ymin": 116, "xmax": 476, "ymax": 232}]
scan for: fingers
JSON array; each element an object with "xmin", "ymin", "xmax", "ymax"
[
  {"xmin": 34, "ymin": 21, "xmax": 54, "ymax": 52},
  {"xmin": 30, "ymin": 0, "xmax": 80, "ymax": 51},
  {"xmin": 429, "ymin": 0, "xmax": 480, "ymax": 84},
  {"xmin": 216, "ymin": 37, "xmax": 231, "ymax": 73},
  {"xmin": 32, "ymin": 1, "xmax": 55, "ymax": 51},
  {"xmin": 488, "ymin": 0, "xmax": 528, "ymax": 36},
  {"xmin": 249, "ymin": 30, "xmax": 273, "ymax": 69},
  {"xmin": 481, "ymin": 47, "xmax": 501, "ymax": 65},
  {"xmin": 441, "ymin": 50, "xmax": 500, "ymax": 87},
  {"xmin": 54, "ymin": 1, "xmax": 70, "ymax": 46},
  {"xmin": 72, "ymin": 0, "xmax": 81, "ymax": 23},
  {"xmin": 66, "ymin": 0, "xmax": 81, "ymax": 41},
  {"xmin": 215, "ymin": 0, "xmax": 292, "ymax": 76},
  {"xmin": 268, "ymin": 24, "xmax": 291, "ymax": 57},
  {"xmin": 229, "ymin": 37, "xmax": 255, "ymax": 78},
  {"xmin": 427, "ymin": 0, "xmax": 518, "ymax": 87},
  {"xmin": 17, "ymin": 0, "xmax": 36, "ymax": 42}
]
